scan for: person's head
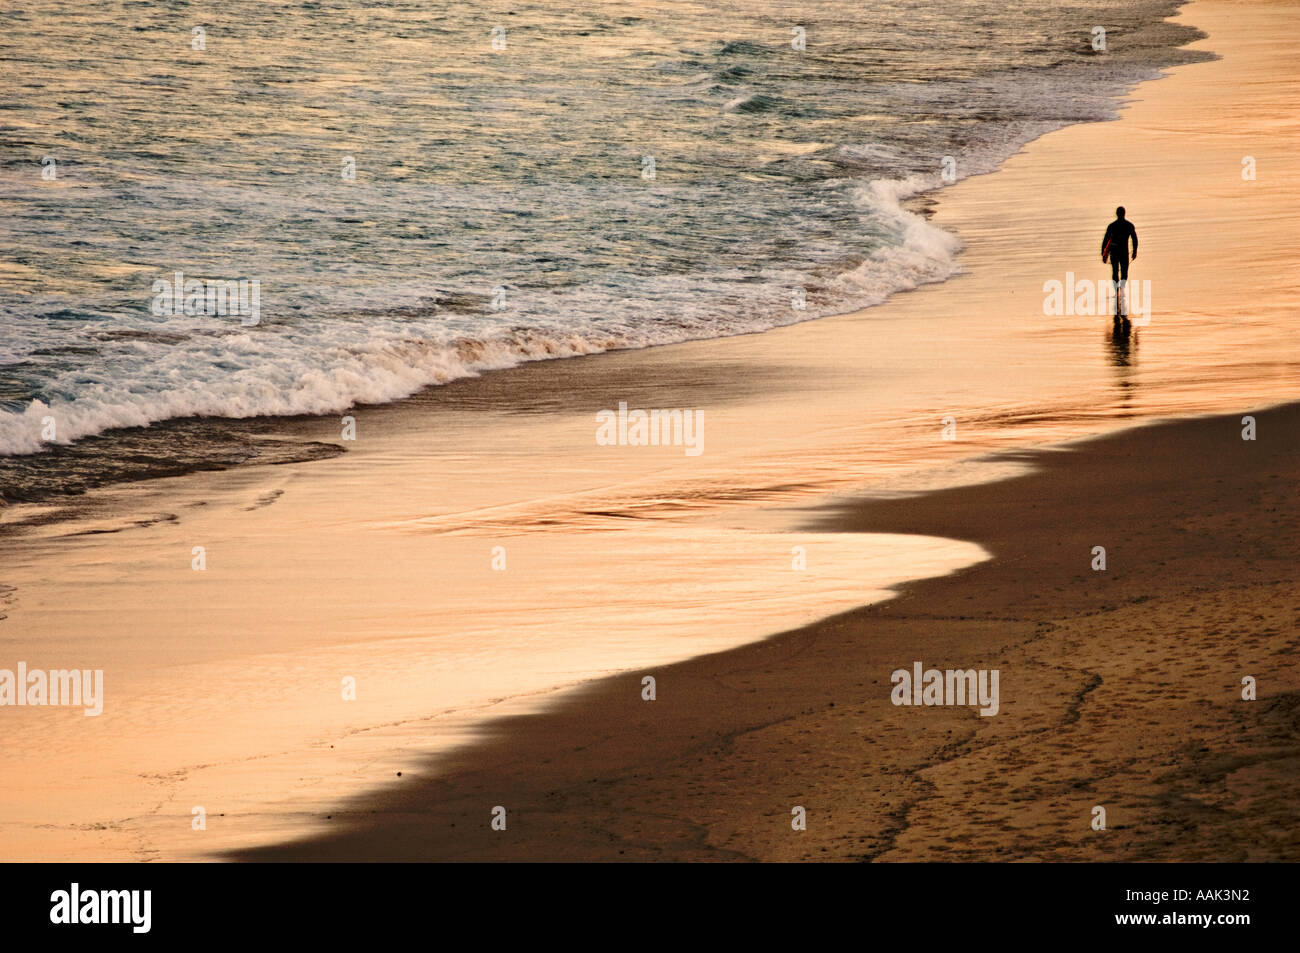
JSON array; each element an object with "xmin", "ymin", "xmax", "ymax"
[{"xmin": 1116, "ymin": 206, "xmax": 1126, "ymax": 219}]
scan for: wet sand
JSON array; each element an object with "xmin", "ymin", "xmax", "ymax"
[{"xmin": 237, "ymin": 402, "xmax": 1300, "ymax": 861}]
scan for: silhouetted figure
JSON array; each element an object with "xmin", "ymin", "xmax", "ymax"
[{"xmin": 1101, "ymin": 206, "xmax": 1138, "ymax": 319}]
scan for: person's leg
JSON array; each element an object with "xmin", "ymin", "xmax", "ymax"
[
  {"xmin": 1116, "ymin": 256, "xmax": 1129, "ymax": 316},
  {"xmin": 1110, "ymin": 257, "xmax": 1121, "ymax": 316},
  {"xmin": 1110, "ymin": 257, "xmax": 1120, "ymax": 316}
]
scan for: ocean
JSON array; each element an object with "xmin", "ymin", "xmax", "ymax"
[{"xmin": 0, "ymin": 0, "xmax": 1208, "ymax": 500}]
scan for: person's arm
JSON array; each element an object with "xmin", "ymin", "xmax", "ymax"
[
  {"xmin": 1130, "ymin": 224, "xmax": 1138, "ymax": 259},
  {"xmin": 1102, "ymin": 226, "xmax": 1111, "ymax": 258}
]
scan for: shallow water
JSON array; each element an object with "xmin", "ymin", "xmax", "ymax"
[{"xmin": 0, "ymin": 0, "xmax": 1207, "ymax": 464}]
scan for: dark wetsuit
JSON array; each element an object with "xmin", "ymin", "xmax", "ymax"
[{"xmin": 1102, "ymin": 218, "xmax": 1138, "ymax": 283}]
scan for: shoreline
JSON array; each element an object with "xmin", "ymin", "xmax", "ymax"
[
  {"xmin": 0, "ymin": 4, "xmax": 1211, "ymax": 511},
  {"xmin": 0, "ymin": 0, "xmax": 1211, "ymax": 504},
  {"xmin": 235, "ymin": 402, "xmax": 1300, "ymax": 861}
]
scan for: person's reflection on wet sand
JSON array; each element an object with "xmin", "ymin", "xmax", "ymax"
[{"xmin": 1107, "ymin": 318, "xmax": 1138, "ymax": 413}]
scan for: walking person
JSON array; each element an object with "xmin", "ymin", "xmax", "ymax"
[{"xmin": 1101, "ymin": 207, "xmax": 1138, "ymax": 320}]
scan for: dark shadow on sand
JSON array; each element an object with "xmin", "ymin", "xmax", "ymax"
[{"xmin": 226, "ymin": 403, "xmax": 1298, "ymax": 862}]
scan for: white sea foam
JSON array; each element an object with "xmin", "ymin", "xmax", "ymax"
[{"xmin": 0, "ymin": 168, "xmax": 969, "ymax": 456}]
